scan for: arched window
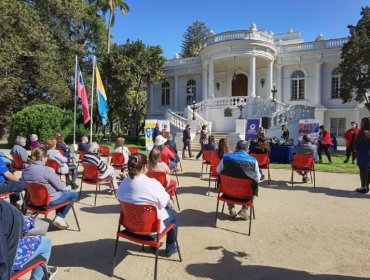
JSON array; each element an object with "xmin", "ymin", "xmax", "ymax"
[
  {"xmin": 291, "ymin": 70, "xmax": 305, "ymax": 100},
  {"xmin": 161, "ymin": 81, "xmax": 170, "ymax": 106},
  {"xmin": 331, "ymin": 68, "xmax": 341, "ymax": 99},
  {"xmin": 186, "ymin": 79, "xmax": 196, "ymax": 105}
]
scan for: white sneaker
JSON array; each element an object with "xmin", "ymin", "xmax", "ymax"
[
  {"xmin": 237, "ymin": 209, "xmax": 249, "ymax": 220},
  {"xmin": 53, "ymin": 216, "xmax": 69, "ymax": 230}
]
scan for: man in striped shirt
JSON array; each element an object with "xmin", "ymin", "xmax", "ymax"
[{"xmin": 83, "ymin": 142, "xmax": 118, "ymax": 193}]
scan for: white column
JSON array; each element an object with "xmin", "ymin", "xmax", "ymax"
[
  {"xmin": 149, "ymin": 84, "xmax": 154, "ymax": 112},
  {"xmin": 315, "ymin": 62, "xmax": 323, "ymax": 106},
  {"xmin": 249, "ymin": 56, "xmax": 256, "ymax": 97},
  {"xmin": 202, "ymin": 66, "xmax": 208, "ymax": 100},
  {"xmin": 277, "ymin": 65, "xmax": 283, "ymax": 103},
  {"xmin": 208, "ymin": 60, "xmax": 214, "ymax": 98},
  {"xmin": 174, "ymin": 75, "xmax": 179, "ymax": 111},
  {"xmin": 268, "ymin": 60, "xmax": 274, "ymax": 99}
]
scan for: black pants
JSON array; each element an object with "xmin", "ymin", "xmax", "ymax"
[
  {"xmin": 196, "ymin": 142, "xmax": 204, "ymax": 159},
  {"xmin": 0, "ymin": 181, "xmax": 25, "ymax": 203},
  {"xmin": 345, "ymin": 144, "xmax": 356, "ymax": 162},
  {"xmin": 358, "ymin": 165, "xmax": 370, "ymax": 189},
  {"xmin": 182, "ymin": 140, "xmax": 192, "ymax": 157},
  {"xmin": 318, "ymin": 144, "xmax": 332, "ymax": 162}
]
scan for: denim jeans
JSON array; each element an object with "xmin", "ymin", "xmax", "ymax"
[
  {"xmin": 27, "ymin": 236, "xmax": 52, "ymax": 280},
  {"xmin": 169, "ymin": 160, "xmax": 177, "ymax": 170},
  {"xmin": 163, "ymin": 208, "xmax": 178, "ymax": 254},
  {"xmin": 49, "ymin": 191, "xmax": 77, "ymax": 218},
  {"xmin": 0, "ymin": 180, "xmax": 25, "ymax": 203}
]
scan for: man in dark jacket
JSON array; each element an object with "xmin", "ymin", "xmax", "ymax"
[
  {"xmin": 152, "ymin": 123, "xmax": 160, "ymax": 142},
  {"xmin": 0, "ymin": 200, "xmax": 22, "ymax": 279},
  {"xmin": 182, "ymin": 124, "xmax": 193, "ymax": 158}
]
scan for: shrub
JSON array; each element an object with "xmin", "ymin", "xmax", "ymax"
[{"xmin": 8, "ymin": 104, "xmax": 77, "ymax": 144}]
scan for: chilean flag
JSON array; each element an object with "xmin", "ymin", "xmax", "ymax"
[{"xmin": 77, "ymin": 64, "xmax": 91, "ymax": 124}]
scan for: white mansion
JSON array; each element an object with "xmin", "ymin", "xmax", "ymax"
[{"xmin": 146, "ymin": 24, "xmax": 368, "ymax": 145}]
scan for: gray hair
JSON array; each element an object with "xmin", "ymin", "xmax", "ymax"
[
  {"xmin": 89, "ymin": 142, "xmax": 99, "ymax": 153},
  {"xmin": 16, "ymin": 136, "xmax": 26, "ymax": 145},
  {"xmin": 236, "ymin": 140, "xmax": 249, "ymax": 151}
]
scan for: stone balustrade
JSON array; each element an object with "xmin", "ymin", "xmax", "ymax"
[
  {"xmin": 164, "ymin": 57, "xmax": 201, "ymax": 67},
  {"xmin": 203, "ymin": 30, "xmax": 275, "ymax": 47},
  {"xmin": 277, "ymin": 38, "xmax": 348, "ymax": 53}
]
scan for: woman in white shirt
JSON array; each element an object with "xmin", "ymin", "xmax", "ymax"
[
  {"xmin": 117, "ymin": 153, "xmax": 178, "ymax": 257},
  {"xmin": 114, "ymin": 137, "xmax": 131, "ymax": 164}
]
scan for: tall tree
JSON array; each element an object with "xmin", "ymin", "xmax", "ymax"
[
  {"xmin": 101, "ymin": 40, "xmax": 165, "ymax": 135},
  {"xmin": 181, "ymin": 21, "xmax": 212, "ymax": 58},
  {"xmin": 98, "ymin": 0, "xmax": 130, "ymax": 53},
  {"xmin": 339, "ymin": 7, "xmax": 370, "ymax": 112}
]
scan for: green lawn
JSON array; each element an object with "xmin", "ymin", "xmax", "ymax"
[{"xmin": 270, "ymin": 153, "xmax": 359, "ymax": 174}]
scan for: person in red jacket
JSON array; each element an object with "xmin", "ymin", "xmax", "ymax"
[
  {"xmin": 343, "ymin": 122, "xmax": 359, "ymax": 164},
  {"xmin": 317, "ymin": 125, "xmax": 333, "ymax": 164}
]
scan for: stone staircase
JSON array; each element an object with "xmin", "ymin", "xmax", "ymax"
[{"xmin": 191, "ymin": 132, "xmax": 229, "ymax": 154}]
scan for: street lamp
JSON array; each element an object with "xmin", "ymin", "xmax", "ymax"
[
  {"xmin": 237, "ymin": 99, "xmax": 246, "ymax": 119},
  {"xmin": 271, "ymin": 85, "xmax": 278, "ymax": 102},
  {"xmin": 191, "ymin": 100, "xmax": 198, "ymax": 120}
]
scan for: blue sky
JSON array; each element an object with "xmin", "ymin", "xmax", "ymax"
[{"xmin": 111, "ymin": 0, "xmax": 369, "ymax": 58}]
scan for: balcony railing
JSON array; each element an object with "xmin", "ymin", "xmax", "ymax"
[
  {"xmin": 277, "ymin": 38, "xmax": 348, "ymax": 53},
  {"xmin": 164, "ymin": 57, "xmax": 201, "ymax": 67}
]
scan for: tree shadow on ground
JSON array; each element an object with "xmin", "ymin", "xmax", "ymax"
[
  {"xmin": 177, "ymin": 185, "xmax": 213, "ymax": 196},
  {"xmin": 79, "ymin": 203, "xmax": 120, "ymax": 214},
  {"xmin": 261, "ymin": 179, "xmax": 370, "ymax": 200},
  {"xmin": 50, "ymin": 238, "xmax": 172, "ymax": 279},
  {"xmin": 186, "ymin": 246, "xmax": 368, "ymax": 280}
]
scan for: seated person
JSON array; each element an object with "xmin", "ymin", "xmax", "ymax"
[
  {"xmin": 281, "ymin": 125, "xmax": 290, "ymax": 141},
  {"xmin": 257, "ymin": 127, "xmax": 266, "ymax": 139},
  {"xmin": 30, "ymin": 134, "xmax": 43, "ymax": 150},
  {"xmin": 114, "ymin": 137, "xmax": 131, "ymax": 164},
  {"xmin": 217, "ymin": 140, "xmax": 261, "ymax": 220},
  {"xmin": 0, "ymin": 200, "xmax": 57, "ymax": 280},
  {"xmin": 22, "ymin": 148, "xmax": 78, "ymax": 230},
  {"xmin": 0, "ymin": 156, "xmax": 25, "ymax": 208},
  {"xmin": 118, "ymin": 153, "xmax": 178, "ymax": 257},
  {"xmin": 45, "ymin": 138, "xmax": 77, "ymax": 188},
  {"xmin": 154, "ymin": 135, "xmax": 177, "ymax": 170},
  {"xmin": 294, "ymin": 134, "xmax": 316, "ymax": 183},
  {"xmin": 217, "ymin": 138, "xmax": 230, "ymax": 160},
  {"xmin": 83, "ymin": 142, "xmax": 119, "ymax": 194},
  {"xmin": 249, "ymin": 136, "xmax": 271, "ymax": 181},
  {"xmin": 165, "ymin": 134, "xmax": 180, "ymax": 164},
  {"xmin": 78, "ymin": 135, "xmax": 90, "ymax": 152},
  {"xmin": 204, "ymin": 135, "xmax": 217, "ymax": 151},
  {"xmin": 10, "ymin": 136, "xmax": 29, "ymax": 167},
  {"xmin": 161, "ymin": 124, "xmax": 170, "ymax": 139},
  {"xmin": 148, "ymin": 147, "xmax": 176, "ymax": 197}
]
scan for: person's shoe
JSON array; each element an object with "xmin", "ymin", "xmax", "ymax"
[
  {"xmin": 53, "ymin": 216, "xmax": 69, "ymax": 230},
  {"xmin": 237, "ymin": 210, "xmax": 249, "ymax": 220},
  {"xmin": 343, "ymin": 159, "xmax": 349, "ymax": 163},
  {"xmin": 45, "ymin": 266, "xmax": 58, "ymax": 280},
  {"xmin": 165, "ymin": 247, "xmax": 178, "ymax": 258},
  {"xmin": 189, "ymin": 155, "xmax": 194, "ymax": 158},
  {"xmin": 260, "ymin": 174, "xmax": 265, "ymax": 181},
  {"xmin": 229, "ymin": 209, "xmax": 237, "ymax": 218},
  {"xmin": 71, "ymin": 183, "xmax": 79, "ymax": 190},
  {"xmin": 302, "ymin": 175, "xmax": 309, "ymax": 183},
  {"xmin": 355, "ymin": 187, "xmax": 368, "ymax": 194}
]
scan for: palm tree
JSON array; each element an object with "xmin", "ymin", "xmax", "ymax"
[{"xmin": 98, "ymin": 0, "xmax": 130, "ymax": 54}]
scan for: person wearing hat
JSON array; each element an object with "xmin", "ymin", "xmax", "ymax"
[
  {"xmin": 294, "ymin": 134, "xmax": 316, "ymax": 182},
  {"xmin": 154, "ymin": 135, "xmax": 177, "ymax": 169}
]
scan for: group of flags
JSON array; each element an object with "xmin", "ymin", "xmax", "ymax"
[{"xmin": 76, "ymin": 57, "xmax": 109, "ymax": 126}]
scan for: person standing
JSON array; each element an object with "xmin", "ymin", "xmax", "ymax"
[
  {"xmin": 354, "ymin": 117, "xmax": 370, "ymax": 194},
  {"xmin": 196, "ymin": 125, "xmax": 208, "ymax": 160},
  {"xmin": 281, "ymin": 125, "xmax": 290, "ymax": 141},
  {"xmin": 152, "ymin": 123, "xmax": 160, "ymax": 142},
  {"xmin": 182, "ymin": 125, "xmax": 193, "ymax": 158},
  {"xmin": 317, "ymin": 125, "xmax": 333, "ymax": 164},
  {"xmin": 344, "ymin": 122, "xmax": 360, "ymax": 164}
]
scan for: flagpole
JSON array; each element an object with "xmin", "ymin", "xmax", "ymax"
[
  {"xmin": 90, "ymin": 56, "xmax": 96, "ymax": 143},
  {"xmin": 73, "ymin": 55, "xmax": 78, "ymax": 146}
]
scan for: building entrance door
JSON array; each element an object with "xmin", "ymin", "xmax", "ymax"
[{"xmin": 232, "ymin": 74, "xmax": 248, "ymax": 96}]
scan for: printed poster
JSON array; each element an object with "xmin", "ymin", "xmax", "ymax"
[
  {"xmin": 144, "ymin": 119, "xmax": 171, "ymax": 151},
  {"xmin": 245, "ymin": 119, "xmax": 260, "ymax": 141},
  {"xmin": 298, "ymin": 119, "xmax": 320, "ymax": 142}
]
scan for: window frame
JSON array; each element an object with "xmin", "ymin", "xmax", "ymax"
[
  {"xmin": 186, "ymin": 79, "xmax": 196, "ymax": 105},
  {"xmin": 161, "ymin": 81, "xmax": 170, "ymax": 106},
  {"xmin": 291, "ymin": 71, "xmax": 305, "ymax": 100},
  {"xmin": 330, "ymin": 117, "xmax": 346, "ymax": 137},
  {"xmin": 331, "ymin": 68, "xmax": 341, "ymax": 99}
]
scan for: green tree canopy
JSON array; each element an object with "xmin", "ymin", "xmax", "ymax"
[
  {"xmin": 339, "ymin": 6, "xmax": 370, "ymax": 111},
  {"xmin": 180, "ymin": 21, "xmax": 212, "ymax": 58}
]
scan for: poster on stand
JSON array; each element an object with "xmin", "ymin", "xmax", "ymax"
[
  {"xmin": 144, "ymin": 119, "xmax": 171, "ymax": 150},
  {"xmin": 245, "ymin": 119, "xmax": 260, "ymax": 141},
  {"xmin": 298, "ymin": 119, "xmax": 320, "ymax": 142}
]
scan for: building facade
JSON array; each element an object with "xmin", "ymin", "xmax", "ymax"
[{"xmin": 147, "ymin": 24, "xmax": 368, "ymax": 145}]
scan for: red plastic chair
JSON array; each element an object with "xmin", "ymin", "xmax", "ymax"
[
  {"xmin": 45, "ymin": 159, "xmax": 62, "ymax": 178},
  {"xmin": 11, "ymin": 154, "xmax": 25, "ymax": 172},
  {"xmin": 109, "ymin": 152, "xmax": 127, "ymax": 171},
  {"xmin": 201, "ymin": 150, "xmax": 215, "ymax": 178},
  {"xmin": 208, "ymin": 154, "xmax": 220, "ymax": 196},
  {"xmin": 99, "ymin": 145, "xmax": 110, "ymax": 158},
  {"xmin": 128, "ymin": 146, "xmax": 139, "ymax": 155},
  {"xmin": 76, "ymin": 151, "xmax": 87, "ymax": 168},
  {"xmin": 147, "ymin": 171, "xmax": 180, "ymax": 210},
  {"xmin": 215, "ymin": 175, "xmax": 255, "ymax": 236},
  {"xmin": 25, "ymin": 183, "xmax": 80, "ymax": 231},
  {"xmin": 291, "ymin": 154, "xmax": 315, "ymax": 188},
  {"xmin": 112, "ymin": 201, "xmax": 182, "ymax": 280},
  {"xmin": 249, "ymin": 153, "xmax": 271, "ymax": 183},
  {"xmin": 10, "ymin": 255, "xmax": 48, "ymax": 280},
  {"xmin": 79, "ymin": 163, "xmax": 113, "ymax": 206}
]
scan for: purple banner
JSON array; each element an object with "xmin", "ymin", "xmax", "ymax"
[{"xmin": 245, "ymin": 119, "xmax": 260, "ymax": 141}]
